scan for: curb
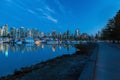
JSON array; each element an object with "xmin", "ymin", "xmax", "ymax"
[{"xmin": 78, "ymin": 45, "xmax": 98, "ymax": 80}]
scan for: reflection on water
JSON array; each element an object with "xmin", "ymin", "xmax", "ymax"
[
  {"xmin": 0, "ymin": 43, "xmax": 73, "ymax": 57},
  {"xmin": 0, "ymin": 44, "xmax": 9, "ymax": 57},
  {"xmin": 0, "ymin": 43, "xmax": 76, "ymax": 77}
]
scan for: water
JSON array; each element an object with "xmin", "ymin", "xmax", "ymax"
[{"xmin": 0, "ymin": 43, "xmax": 76, "ymax": 77}]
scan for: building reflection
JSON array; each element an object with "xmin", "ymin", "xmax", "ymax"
[
  {"xmin": 41, "ymin": 44, "xmax": 44, "ymax": 48},
  {"xmin": 64, "ymin": 44, "xmax": 70, "ymax": 51},
  {"xmin": 52, "ymin": 45, "xmax": 56, "ymax": 52},
  {"xmin": 0, "ymin": 43, "xmax": 72, "ymax": 57},
  {"xmin": 0, "ymin": 43, "xmax": 9, "ymax": 57},
  {"xmin": 58, "ymin": 44, "xmax": 62, "ymax": 50}
]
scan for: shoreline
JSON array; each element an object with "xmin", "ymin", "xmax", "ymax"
[{"xmin": 0, "ymin": 43, "xmax": 97, "ymax": 80}]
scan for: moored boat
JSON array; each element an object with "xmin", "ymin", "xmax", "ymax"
[
  {"xmin": 23, "ymin": 38, "xmax": 34, "ymax": 43},
  {"xmin": 47, "ymin": 40, "xmax": 58, "ymax": 44}
]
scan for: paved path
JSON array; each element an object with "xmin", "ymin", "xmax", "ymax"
[{"xmin": 94, "ymin": 42, "xmax": 120, "ymax": 80}]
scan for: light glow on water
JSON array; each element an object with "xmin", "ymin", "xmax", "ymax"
[
  {"xmin": 5, "ymin": 50, "xmax": 8, "ymax": 57},
  {"xmin": 0, "ymin": 43, "xmax": 76, "ymax": 77}
]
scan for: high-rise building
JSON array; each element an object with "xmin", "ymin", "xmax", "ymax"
[
  {"xmin": 26, "ymin": 29, "xmax": 33, "ymax": 38},
  {"xmin": 58, "ymin": 32, "xmax": 62, "ymax": 39},
  {"xmin": 15, "ymin": 28, "xmax": 19, "ymax": 39},
  {"xmin": 40, "ymin": 32, "xmax": 45, "ymax": 38},
  {"xmin": 10, "ymin": 27, "xmax": 16, "ymax": 38},
  {"xmin": 2, "ymin": 24, "xmax": 8, "ymax": 37},
  {"xmin": 47, "ymin": 33, "xmax": 51, "ymax": 38},
  {"xmin": 75, "ymin": 28, "xmax": 80, "ymax": 36},
  {"xmin": 52, "ymin": 30, "xmax": 56, "ymax": 39},
  {"xmin": 75, "ymin": 28, "xmax": 80, "ymax": 39},
  {"xmin": 66, "ymin": 30, "xmax": 70, "ymax": 39},
  {"xmin": 32, "ymin": 28, "xmax": 39, "ymax": 39},
  {"xmin": 0, "ymin": 27, "xmax": 3, "ymax": 37},
  {"xmin": 19, "ymin": 27, "xmax": 25, "ymax": 39}
]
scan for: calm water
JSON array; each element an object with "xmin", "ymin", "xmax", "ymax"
[{"xmin": 0, "ymin": 43, "xmax": 76, "ymax": 77}]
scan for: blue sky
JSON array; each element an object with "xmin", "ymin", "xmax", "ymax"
[{"xmin": 0, "ymin": 0, "xmax": 120, "ymax": 35}]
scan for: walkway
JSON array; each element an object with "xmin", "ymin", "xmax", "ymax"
[{"xmin": 94, "ymin": 42, "xmax": 120, "ymax": 80}]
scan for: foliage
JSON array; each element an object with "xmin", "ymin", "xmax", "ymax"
[{"xmin": 100, "ymin": 10, "xmax": 120, "ymax": 41}]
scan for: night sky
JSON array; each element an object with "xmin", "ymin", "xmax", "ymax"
[{"xmin": 0, "ymin": 0, "xmax": 120, "ymax": 34}]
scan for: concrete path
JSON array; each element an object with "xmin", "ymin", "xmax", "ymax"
[{"xmin": 94, "ymin": 42, "xmax": 120, "ymax": 80}]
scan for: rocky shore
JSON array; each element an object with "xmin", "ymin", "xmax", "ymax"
[{"xmin": 0, "ymin": 42, "xmax": 98, "ymax": 80}]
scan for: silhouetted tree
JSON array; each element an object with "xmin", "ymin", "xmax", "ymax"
[
  {"xmin": 100, "ymin": 10, "xmax": 120, "ymax": 42},
  {"xmin": 101, "ymin": 19, "xmax": 115, "ymax": 40},
  {"xmin": 114, "ymin": 10, "xmax": 120, "ymax": 41}
]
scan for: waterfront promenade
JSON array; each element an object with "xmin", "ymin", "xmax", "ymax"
[{"xmin": 94, "ymin": 42, "xmax": 120, "ymax": 80}]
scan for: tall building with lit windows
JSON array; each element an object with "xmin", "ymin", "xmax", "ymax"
[
  {"xmin": 75, "ymin": 28, "xmax": 80, "ymax": 39},
  {"xmin": 58, "ymin": 32, "xmax": 62, "ymax": 39},
  {"xmin": 75, "ymin": 28, "xmax": 80, "ymax": 36},
  {"xmin": 10, "ymin": 27, "xmax": 16, "ymax": 38},
  {"xmin": 2, "ymin": 24, "xmax": 8, "ymax": 37},
  {"xmin": 52, "ymin": 30, "xmax": 56, "ymax": 39},
  {"xmin": 40, "ymin": 32, "xmax": 45, "ymax": 38},
  {"xmin": 0, "ymin": 27, "xmax": 3, "ymax": 37},
  {"xmin": 32, "ymin": 28, "xmax": 39, "ymax": 39},
  {"xmin": 19, "ymin": 27, "xmax": 25, "ymax": 39},
  {"xmin": 26, "ymin": 29, "xmax": 32, "ymax": 38}
]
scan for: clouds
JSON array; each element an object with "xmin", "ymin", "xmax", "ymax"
[
  {"xmin": 32, "ymin": 1, "xmax": 60, "ymax": 23},
  {"xmin": 45, "ymin": 15, "xmax": 58, "ymax": 23},
  {"xmin": 27, "ymin": 9, "xmax": 37, "ymax": 15},
  {"xmin": 3, "ymin": 0, "xmax": 59, "ymax": 23},
  {"xmin": 24, "ymin": 0, "xmax": 66, "ymax": 23},
  {"xmin": 5, "ymin": 0, "xmax": 12, "ymax": 2},
  {"xmin": 45, "ymin": 6, "xmax": 55, "ymax": 14},
  {"xmin": 1, "ymin": 0, "xmax": 69, "ymax": 32},
  {"xmin": 53, "ymin": 0, "xmax": 66, "ymax": 14},
  {"xmin": 36, "ymin": 7, "xmax": 58, "ymax": 23},
  {"xmin": 1, "ymin": 0, "xmax": 120, "ymax": 34},
  {"xmin": 2, "ymin": 0, "xmax": 67, "ymax": 24},
  {"xmin": 27, "ymin": 0, "xmax": 58, "ymax": 23}
]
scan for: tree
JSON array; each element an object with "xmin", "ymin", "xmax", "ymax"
[
  {"xmin": 100, "ymin": 10, "xmax": 120, "ymax": 43},
  {"xmin": 114, "ymin": 10, "xmax": 120, "ymax": 41},
  {"xmin": 101, "ymin": 19, "xmax": 115, "ymax": 40}
]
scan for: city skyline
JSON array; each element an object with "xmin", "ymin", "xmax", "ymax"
[
  {"xmin": 0, "ymin": 0, "xmax": 120, "ymax": 35},
  {"xmin": 0, "ymin": 24, "xmax": 82, "ymax": 38}
]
